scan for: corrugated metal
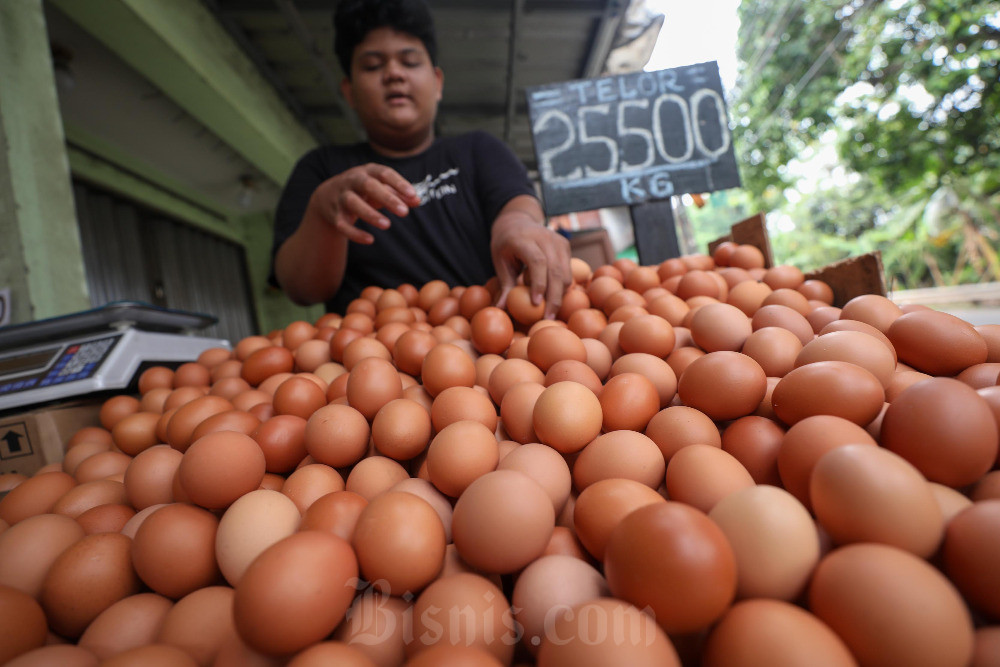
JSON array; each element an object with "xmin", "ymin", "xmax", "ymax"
[{"xmin": 72, "ymin": 181, "xmax": 256, "ymax": 343}]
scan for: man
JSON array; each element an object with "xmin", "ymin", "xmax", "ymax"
[{"xmin": 272, "ymin": 0, "xmax": 571, "ymax": 317}]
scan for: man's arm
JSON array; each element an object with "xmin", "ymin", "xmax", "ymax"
[
  {"xmin": 274, "ymin": 163, "xmax": 421, "ymax": 306},
  {"xmin": 490, "ymin": 194, "xmax": 572, "ymax": 319}
]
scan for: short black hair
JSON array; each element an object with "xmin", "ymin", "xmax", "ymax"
[{"xmin": 334, "ymin": 0, "xmax": 438, "ymax": 76}]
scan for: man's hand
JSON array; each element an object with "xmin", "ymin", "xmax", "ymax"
[
  {"xmin": 310, "ymin": 163, "xmax": 422, "ymax": 244},
  {"xmin": 490, "ymin": 195, "xmax": 572, "ymax": 319}
]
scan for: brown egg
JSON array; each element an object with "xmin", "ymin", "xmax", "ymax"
[
  {"xmin": 190, "ymin": 408, "xmax": 261, "ymax": 442},
  {"xmin": 527, "ymin": 326, "xmax": 587, "ymax": 372},
  {"xmin": 331, "ymin": 593, "xmax": 409, "ymax": 667},
  {"xmin": 372, "ymin": 398, "xmax": 432, "ymax": 460},
  {"xmin": 99, "ymin": 395, "xmax": 141, "ymax": 431},
  {"xmin": 77, "ymin": 593, "xmax": 173, "ymax": 661},
  {"xmin": 40, "ymin": 532, "xmax": 141, "ymax": 638},
  {"xmin": 888, "ymin": 309, "xmax": 988, "ymax": 376},
  {"xmin": 241, "ymin": 346, "xmax": 295, "ymax": 387},
  {"xmin": 419, "ymin": 343, "xmax": 475, "ymax": 397},
  {"xmin": 156, "ymin": 586, "xmax": 237, "ymax": 665},
  {"xmin": 496, "ymin": 442, "xmax": 571, "ymax": 515},
  {"xmin": 173, "ymin": 362, "xmax": 211, "ymax": 389},
  {"xmin": 691, "ymin": 302, "xmax": 753, "ymax": 352},
  {"xmin": 430, "ymin": 386, "xmax": 498, "ymax": 432},
  {"xmin": 61, "ymin": 440, "xmax": 112, "ymax": 477},
  {"xmin": 164, "ymin": 395, "xmax": 235, "ymax": 453},
  {"xmin": 881, "ymin": 377, "xmax": 998, "ymax": 487},
  {"xmin": 942, "ymin": 500, "xmax": 1000, "ymax": 620},
  {"xmin": 4, "ymin": 645, "xmax": 100, "ymax": 666},
  {"xmin": 406, "ymin": 573, "xmax": 515, "ymax": 663},
  {"xmin": 797, "ymin": 329, "xmax": 897, "ymax": 389},
  {"xmin": 702, "ymin": 599, "xmax": 854, "ymax": 667},
  {"xmin": 303, "ymin": 404, "xmax": 370, "ymax": 468},
  {"xmin": 572, "ymin": 478, "xmax": 665, "ymax": 561},
  {"xmin": 300, "ymin": 490, "xmax": 368, "ymax": 543},
  {"xmin": 512, "ymin": 555, "xmax": 609, "ymax": 655},
  {"xmin": 567, "ymin": 307, "xmax": 609, "ymax": 338},
  {"xmin": 352, "ymin": 491, "xmax": 445, "ymax": 596},
  {"xmin": 957, "ymin": 362, "xmax": 1000, "ymax": 389},
  {"xmin": 75, "ymin": 503, "xmax": 135, "ymax": 535},
  {"xmin": 0, "ymin": 472, "xmax": 77, "ymax": 525},
  {"xmin": 345, "ymin": 456, "xmax": 410, "ymax": 501},
  {"xmin": 665, "ymin": 444, "xmax": 755, "ymax": 513},
  {"xmin": 778, "ymin": 415, "xmax": 877, "ymax": 508},
  {"xmin": 678, "ymin": 351, "xmax": 768, "ymax": 421},
  {"xmin": 346, "ymin": 357, "xmax": 404, "ymax": 421},
  {"xmin": 720, "ymin": 415, "xmax": 785, "ymax": 485},
  {"xmin": 499, "ymin": 381, "xmax": 546, "ymax": 443},
  {"xmin": 839, "ymin": 294, "xmax": 903, "ymax": 333},
  {"xmin": 811, "ymin": 444, "xmax": 944, "ymax": 557},
  {"xmin": 806, "ymin": 305, "xmax": 843, "ymax": 334},
  {"xmin": 74, "ymin": 450, "xmax": 132, "ymax": 483},
  {"xmin": 233, "ymin": 532, "xmax": 357, "ymax": 656},
  {"xmin": 573, "ymin": 431, "xmax": 664, "ymax": 491},
  {"xmin": 253, "ymin": 415, "xmax": 308, "ymax": 474},
  {"xmin": 809, "ymin": 543, "xmax": 974, "ymax": 667},
  {"xmin": 138, "ymin": 366, "xmax": 176, "ymax": 395},
  {"xmin": 282, "ymin": 464, "xmax": 345, "ymax": 513},
  {"xmin": 131, "ymin": 503, "xmax": 221, "ymax": 599},
  {"xmin": 741, "ymin": 327, "xmax": 803, "ymax": 378},
  {"xmin": 51, "ymin": 479, "xmax": 126, "ymax": 519},
  {"xmin": 426, "ymin": 420, "xmax": 499, "ymax": 497},
  {"xmin": 138, "ymin": 386, "xmax": 170, "ymax": 413},
  {"xmin": 208, "ymin": 377, "xmax": 252, "ymax": 403},
  {"xmin": 271, "ymin": 376, "xmax": 327, "ymax": 420},
  {"xmin": 644, "ymin": 404, "xmax": 721, "ymax": 463},
  {"xmin": 772, "ymin": 360, "xmax": 885, "ymax": 427},
  {"xmin": 609, "ymin": 353, "xmax": 677, "ymax": 408},
  {"xmin": 470, "ymin": 306, "xmax": 515, "ymax": 355},
  {"xmin": 533, "ymin": 381, "xmax": 604, "ymax": 454},
  {"xmin": 751, "ymin": 304, "xmax": 814, "ymax": 345},
  {"xmin": 604, "ymin": 501, "xmax": 736, "ymax": 634},
  {"xmin": 452, "ymin": 470, "xmax": 554, "ymax": 573},
  {"xmin": 709, "ymin": 485, "xmax": 820, "ymax": 602},
  {"xmin": 536, "ymin": 597, "xmax": 680, "ymax": 666},
  {"xmin": 487, "ymin": 358, "xmax": 545, "ymax": 404},
  {"xmin": 177, "ymin": 431, "xmax": 266, "ymax": 510},
  {"xmin": 0, "ymin": 584, "xmax": 47, "ymax": 663},
  {"xmin": 0, "ymin": 513, "xmax": 84, "ymax": 597},
  {"xmin": 599, "ymin": 372, "xmax": 660, "ymax": 432},
  {"xmin": 286, "ymin": 641, "xmax": 378, "ymax": 667},
  {"xmin": 215, "ymin": 489, "xmax": 300, "ymax": 587}
]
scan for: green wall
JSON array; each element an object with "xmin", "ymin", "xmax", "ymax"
[{"xmin": 0, "ymin": 0, "xmax": 323, "ymax": 334}]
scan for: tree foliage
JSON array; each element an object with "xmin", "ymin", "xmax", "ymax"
[{"xmin": 729, "ymin": 0, "xmax": 1000, "ymax": 287}]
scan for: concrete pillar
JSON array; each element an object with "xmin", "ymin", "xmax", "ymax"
[{"xmin": 0, "ymin": 0, "xmax": 90, "ymax": 323}]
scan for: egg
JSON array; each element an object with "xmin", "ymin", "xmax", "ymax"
[
  {"xmin": 334, "ymin": 592, "xmax": 409, "ymax": 667},
  {"xmin": 233, "ymin": 532, "xmax": 358, "ymax": 656},
  {"xmin": 352, "ymin": 491, "xmax": 445, "ymax": 596},
  {"xmin": 604, "ymin": 502, "xmax": 736, "ymax": 634},
  {"xmin": 0, "ymin": 472, "xmax": 78, "ymax": 526},
  {"xmin": 573, "ymin": 430, "xmax": 664, "ymax": 491},
  {"xmin": 677, "ymin": 351, "xmax": 767, "ymax": 421},
  {"xmin": 599, "ymin": 372, "xmax": 660, "ymax": 432},
  {"xmin": 942, "ymin": 499, "xmax": 1000, "ymax": 620},
  {"xmin": 451, "ymin": 470, "xmax": 554, "ymax": 573},
  {"xmin": 809, "ymin": 543, "xmax": 974, "ymax": 667},
  {"xmin": 40, "ymin": 532, "xmax": 141, "ymax": 638},
  {"xmin": 709, "ymin": 485, "xmax": 820, "ymax": 601},
  {"xmin": 303, "ymin": 404, "xmax": 370, "ymax": 468},
  {"xmin": 772, "ymin": 360, "xmax": 885, "ymax": 427},
  {"xmin": 532, "ymin": 382, "xmax": 604, "ymax": 454},
  {"xmin": 512, "ymin": 555, "xmax": 609, "ymax": 655},
  {"xmin": 131, "ymin": 503, "xmax": 221, "ymax": 599},
  {"xmin": 77, "ymin": 593, "xmax": 172, "ymax": 661},
  {"xmin": 253, "ymin": 414, "xmax": 308, "ymax": 473},
  {"xmin": 156, "ymin": 586, "xmax": 237, "ymax": 665},
  {"xmin": 572, "ymin": 478, "xmax": 666, "ymax": 561},
  {"xmin": 811, "ymin": 444, "xmax": 944, "ymax": 557},
  {"xmin": 665, "ymin": 444, "xmax": 755, "ymax": 512},
  {"xmin": 405, "ymin": 573, "xmax": 516, "ymax": 663},
  {"xmin": 425, "ymin": 420, "xmax": 499, "ymax": 497},
  {"xmin": 215, "ymin": 489, "xmax": 300, "ymax": 587},
  {"xmin": 702, "ymin": 599, "xmax": 855, "ymax": 667},
  {"xmin": 281, "ymin": 464, "xmax": 346, "ymax": 513},
  {"xmin": 0, "ymin": 584, "xmax": 48, "ymax": 663}
]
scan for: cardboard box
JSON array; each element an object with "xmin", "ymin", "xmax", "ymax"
[{"xmin": 0, "ymin": 401, "xmax": 103, "ymax": 476}]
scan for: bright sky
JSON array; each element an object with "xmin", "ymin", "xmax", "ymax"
[{"xmin": 643, "ymin": 0, "xmax": 741, "ymax": 91}]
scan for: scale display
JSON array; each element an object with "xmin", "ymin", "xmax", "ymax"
[{"xmin": 0, "ymin": 302, "xmax": 231, "ymax": 412}]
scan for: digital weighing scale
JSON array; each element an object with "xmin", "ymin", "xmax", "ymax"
[{"xmin": 0, "ymin": 302, "xmax": 232, "ymax": 413}]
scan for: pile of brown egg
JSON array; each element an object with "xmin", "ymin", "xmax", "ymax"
[{"xmin": 2, "ymin": 241, "xmax": 1000, "ymax": 667}]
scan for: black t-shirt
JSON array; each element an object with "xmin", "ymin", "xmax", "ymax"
[{"xmin": 271, "ymin": 130, "xmax": 536, "ymax": 314}]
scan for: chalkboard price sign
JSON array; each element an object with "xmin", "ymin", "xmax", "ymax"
[{"xmin": 526, "ymin": 61, "xmax": 741, "ymax": 216}]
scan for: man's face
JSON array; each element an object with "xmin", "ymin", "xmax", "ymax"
[{"xmin": 342, "ymin": 27, "xmax": 443, "ymax": 150}]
